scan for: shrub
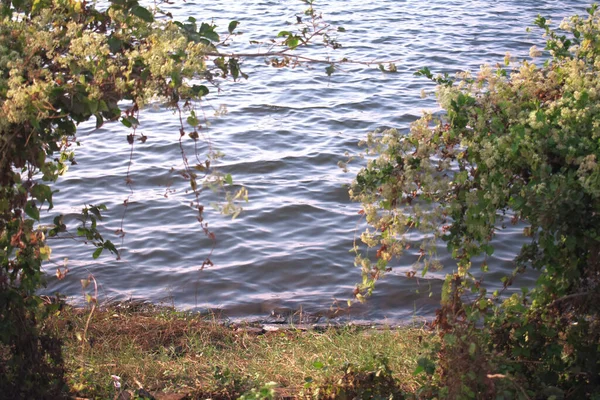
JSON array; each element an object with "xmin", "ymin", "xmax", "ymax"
[
  {"xmin": 0, "ymin": 0, "xmax": 342, "ymax": 396},
  {"xmin": 351, "ymin": 4, "xmax": 600, "ymax": 398}
]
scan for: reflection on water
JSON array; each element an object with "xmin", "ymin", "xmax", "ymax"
[{"xmin": 42, "ymin": 0, "xmax": 589, "ymax": 323}]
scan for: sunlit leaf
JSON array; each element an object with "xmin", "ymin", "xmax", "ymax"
[
  {"xmin": 39, "ymin": 246, "xmax": 52, "ymax": 261},
  {"xmin": 412, "ymin": 365, "xmax": 424, "ymax": 375},
  {"xmin": 287, "ymin": 36, "xmax": 299, "ymax": 49}
]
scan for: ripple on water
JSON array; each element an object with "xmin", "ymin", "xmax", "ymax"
[{"xmin": 42, "ymin": 0, "xmax": 589, "ymax": 323}]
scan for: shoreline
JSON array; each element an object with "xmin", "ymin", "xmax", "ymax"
[
  {"xmin": 49, "ymin": 301, "xmax": 436, "ymax": 399},
  {"xmin": 50, "ymin": 296, "xmax": 434, "ymax": 329}
]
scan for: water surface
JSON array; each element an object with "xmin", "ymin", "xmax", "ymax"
[{"xmin": 42, "ymin": 0, "xmax": 590, "ymax": 323}]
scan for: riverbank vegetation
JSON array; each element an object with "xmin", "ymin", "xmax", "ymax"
[
  {"xmin": 49, "ymin": 303, "xmax": 433, "ymax": 399},
  {"xmin": 0, "ymin": 0, "xmax": 345, "ymax": 397},
  {"xmin": 351, "ymin": 4, "xmax": 600, "ymax": 399},
  {"xmin": 3, "ymin": 0, "xmax": 600, "ymax": 398}
]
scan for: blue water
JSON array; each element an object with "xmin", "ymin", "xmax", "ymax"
[{"xmin": 41, "ymin": 0, "xmax": 591, "ymax": 323}]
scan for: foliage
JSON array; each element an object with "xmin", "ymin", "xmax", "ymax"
[
  {"xmin": 303, "ymin": 354, "xmax": 406, "ymax": 399},
  {"xmin": 237, "ymin": 381, "xmax": 276, "ymax": 400},
  {"xmin": 0, "ymin": 0, "xmax": 345, "ymax": 397},
  {"xmin": 351, "ymin": 4, "xmax": 600, "ymax": 398},
  {"xmin": 0, "ymin": 1, "xmax": 228, "ymax": 395}
]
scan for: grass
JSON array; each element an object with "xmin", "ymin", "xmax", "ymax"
[{"xmin": 46, "ymin": 302, "xmax": 437, "ymax": 399}]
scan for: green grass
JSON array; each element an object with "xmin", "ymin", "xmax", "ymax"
[{"xmin": 49, "ymin": 304, "xmax": 436, "ymax": 399}]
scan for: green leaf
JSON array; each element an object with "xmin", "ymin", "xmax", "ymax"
[
  {"xmin": 229, "ymin": 58, "xmax": 240, "ymax": 80},
  {"xmin": 108, "ymin": 36, "xmax": 123, "ymax": 53},
  {"xmin": 191, "ymin": 85, "xmax": 209, "ymax": 97},
  {"xmin": 286, "ymin": 36, "xmax": 299, "ymax": 49},
  {"xmin": 121, "ymin": 117, "xmax": 132, "ymax": 128},
  {"xmin": 98, "ymin": 100, "xmax": 109, "ymax": 113},
  {"xmin": 24, "ymin": 201, "xmax": 40, "ymax": 221},
  {"xmin": 187, "ymin": 116, "xmax": 199, "ymax": 127},
  {"xmin": 325, "ymin": 65, "xmax": 335, "ymax": 76},
  {"xmin": 312, "ymin": 361, "xmax": 324, "ymax": 369},
  {"xmin": 412, "ymin": 365, "xmax": 424, "ymax": 375},
  {"xmin": 416, "ymin": 357, "xmax": 436, "ymax": 375},
  {"xmin": 87, "ymin": 99, "xmax": 98, "ymax": 114},
  {"xmin": 131, "ymin": 5, "xmax": 154, "ymax": 22},
  {"xmin": 171, "ymin": 70, "xmax": 182, "ymax": 87},
  {"xmin": 225, "ymin": 174, "xmax": 233, "ymax": 185},
  {"xmin": 32, "ymin": 0, "xmax": 48, "ymax": 14},
  {"xmin": 214, "ymin": 57, "xmax": 227, "ymax": 73},
  {"xmin": 88, "ymin": 205, "xmax": 103, "ymax": 220},
  {"xmin": 53, "ymin": 215, "xmax": 66, "ymax": 233},
  {"xmin": 469, "ymin": 342, "xmax": 477, "ymax": 356},
  {"xmin": 228, "ymin": 20, "xmax": 239, "ymax": 34},
  {"xmin": 337, "ymin": 26, "xmax": 346, "ymax": 32},
  {"xmin": 199, "ymin": 23, "xmax": 220, "ymax": 42},
  {"xmin": 104, "ymin": 240, "xmax": 118, "ymax": 255},
  {"xmin": 30, "ymin": 117, "xmax": 41, "ymax": 131},
  {"xmin": 92, "ymin": 247, "xmax": 103, "ymax": 259},
  {"xmin": 481, "ymin": 244, "xmax": 494, "ymax": 256},
  {"xmin": 31, "ymin": 184, "xmax": 54, "ymax": 209},
  {"xmin": 0, "ymin": 198, "xmax": 8, "ymax": 214}
]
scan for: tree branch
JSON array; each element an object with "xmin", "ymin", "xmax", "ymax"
[{"xmin": 203, "ymin": 50, "xmax": 402, "ymax": 67}]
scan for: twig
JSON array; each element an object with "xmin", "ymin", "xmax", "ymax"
[
  {"xmin": 80, "ymin": 274, "xmax": 98, "ymax": 377},
  {"xmin": 549, "ymin": 291, "xmax": 597, "ymax": 308},
  {"xmin": 117, "ymin": 111, "xmax": 138, "ymax": 258},
  {"xmin": 203, "ymin": 50, "xmax": 402, "ymax": 67},
  {"xmin": 487, "ymin": 373, "xmax": 531, "ymax": 400}
]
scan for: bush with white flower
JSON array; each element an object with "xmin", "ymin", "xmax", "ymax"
[{"xmin": 351, "ymin": 4, "xmax": 600, "ymax": 398}]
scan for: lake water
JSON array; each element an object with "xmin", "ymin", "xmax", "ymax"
[{"xmin": 42, "ymin": 0, "xmax": 591, "ymax": 323}]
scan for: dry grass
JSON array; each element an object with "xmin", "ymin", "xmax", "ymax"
[{"xmin": 48, "ymin": 303, "xmax": 436, "ymax": 399}]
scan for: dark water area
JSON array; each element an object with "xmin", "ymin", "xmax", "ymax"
[{"xmin": 41, "ymin": 0, "xmax": 591, "ymax": 323}]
